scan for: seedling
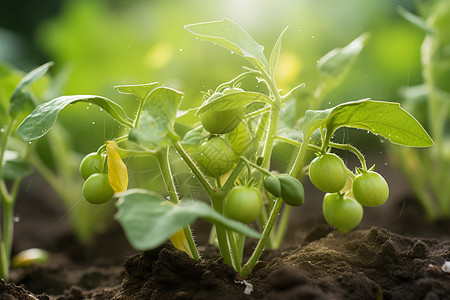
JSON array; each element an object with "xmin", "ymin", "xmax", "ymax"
[{"xmin": 17, "ymin": 19, "xmax": 433, "ymax": 277}]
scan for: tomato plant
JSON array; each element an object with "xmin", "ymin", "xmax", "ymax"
[
  {"xmin": 352, "ymin": 171, "xmax": 389, "ymax": 207},
  {"xmin": 225, "ymin": 185, "xmax": 263, "ymax": 224},
  {"xmin": 15, "ymin": 18, "xmax": 433, "ymax": 280}
]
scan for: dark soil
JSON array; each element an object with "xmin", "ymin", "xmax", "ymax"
[{"xmin": 3, "ymin": 164, "xmax": 450, "ymax": 299}]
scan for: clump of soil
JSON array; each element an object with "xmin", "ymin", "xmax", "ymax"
[{"xmin": 6, "ymin": 226, "xmax": 450, "ymax": 299}]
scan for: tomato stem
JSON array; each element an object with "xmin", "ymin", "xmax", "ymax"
[
  {"xmin": 328, "ymin": 142, "xmax": 367, "ymax": 171},
  {"xmin": 156, "ymin": 148, "xmax": 200, "ymax": 261}
]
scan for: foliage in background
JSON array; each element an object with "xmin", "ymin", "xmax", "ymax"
[{"xmin": 395, "ymin": 0, "xmax": 450, "ymax": 220}]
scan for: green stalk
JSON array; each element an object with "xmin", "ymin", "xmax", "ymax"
[
  {"xmin": 156, "ymin": 148, "xmax": 200, "ymax": 261},
  {"xmin": 241, "ymin": 197, "xmax": 283, "ymax": 278},
  {"xmin": 328, "ymin": 142, "xmax": 367, "ymax": 171},
  {"xmin": 171, "ymin": 140, "xmax": 214, "ymax": 195},
  {"xmin": 209, "ymin": 192, "xmax": 233, "ymax": 266},
  {"xmin": 0, "ymin": 118, "xmax": 18, "ymax": 281},
  {"xmin": 169, "ymin": 137, "xmax": 233, "ymax": 265}
]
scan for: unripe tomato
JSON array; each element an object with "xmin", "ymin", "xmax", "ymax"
[
  {"xmin": 263, "ymin": 175, "xmax": 281, "ymax": 197},
  {"xmin": 309, "ymin": 153, "xmax": 347, "ymax": 193},
  {"xmin": 277, "ymin": 174, "xmax": 305, "ymax": 206},
  {"xmin": 225, "ymin": 186, "xmax": 263, "ymax": 223},
  {"xmin": 82, "ymin": 173, "xmax": 114, "ymax": 204},
  {"xmin": 79, "ymin": 152, "xmax": 104, "ymax": 180},
  {"xmin": 196, "ymin": 137, "xmax": 237, "ymax": 178},
  {"xmin": 352, "ymin": 171, "xmax": 389, "ymax": 207},
  {"xmin": 322, "ymin": 193, "xmax": 363, "ymax": 233},
  {"xmin": 200, "ymin": 92, "xmax": 244, "ymax": 134},
  {"xmin": 227, "ymin": 121, "xmax": 253, "ymax": 155}
]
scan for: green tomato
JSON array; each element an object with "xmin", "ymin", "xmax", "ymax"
[
  {"xmin": 200, "ymin": 92, "xmax": 244, "ymax": 134},
  {"xmin": 225, "ymin": 186, "xmax": 263, "ymax": 223},
  {"xmin": 196, "ymin": 137, "xmax": 237, "ymax": 178},
  {"xmin": 309, "ymin": 153, "xmax": 347, "ymax": 193},
  {"xmin": 82, "ymin": 173, "xmax": 114, "ymax": 204},
  {"xmin": 277, "ymin": 174, "xmax": 305, "ymax": 206},
  {"xmin": 79, "ymin": 152, "xmax": 104, "ymax": 180},
  {"xmin": 352, "ymin": 171, "xmax": 389, "ymax": 207},
  {"xmin": 227, "ymin": 121, "xmax": 253, "ymax": 155},
  {"xmin": 322, "ymin": 193, "xmax": 363, "ymax": 233}
]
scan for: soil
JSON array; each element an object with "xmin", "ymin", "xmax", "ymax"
[{"xmin": 3, "ymin": 164, "xmax": 450, "ymax": 299}]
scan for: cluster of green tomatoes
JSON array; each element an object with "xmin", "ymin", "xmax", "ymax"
[
  {"xmin": 309, "ymin": 153, "xmax": 389, "ymax": 232},
  {"xmin": 193, "ymin": 89, "xmax": 305, "ymax": 224},
  {"xmin": 195, "ymin": 89, "xmax": 389, "ymax": 232},
  {"xmin": 79, "ymin": 152, "xmax": 114, "ymax": 204}
]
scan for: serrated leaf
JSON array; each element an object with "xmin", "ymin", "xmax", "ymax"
[
  {"xmin": 185, "ymin": 18, "xmax": 269, "ymax": 71},
  {"xmin": 115, "ymin": 82, "xmax": 163, "ymax": 101},
  {"xmin": 115, "ymin": 189, "xmax": 261, "ymax": 250},
  {"xmin": 17, "ymin": 95, "xmax": 133, "ymax": 142},
  {"xmin": 269, "ymin": 26, "xmax": 288, "ymax": 76},
  {"xmin": 302, "ymin": 99, "xmax": 433, "ymax": 147},
  {"xmin": 128, "ymin": 87, "xmax": 182, "ymax": 149},
  {"xmin": 196, "ymin": 91, "xmax": 272, "ymax": 114},
  {"xmin": 9, "ymin": 62, "xmax": 54, "ymax": 116}
]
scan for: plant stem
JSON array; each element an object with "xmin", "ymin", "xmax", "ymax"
[
  {"xmin": 171, "ymin": 141, "xmax": 214, "ymax": 196},
  {"xmin": 156, "ymin": 148, "xmax": 200, "ymax": 260},
  {"xmin": 241, "ymin": 197, "xmax": 283, "ymax": 278},
  {"xmin": 0, "ymin": 118, "xmax": 18, "ymax": 282},
  {"xmin": 328, "ymin": 142, "xmax": 367, "ymax": 171}
]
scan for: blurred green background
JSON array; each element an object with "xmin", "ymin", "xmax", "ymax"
[
  {"xmin": 1, "ymin": 0, "xmax": 426, "ymax": 194},
  {"xmin": 1, "ymin": 0, "xmax": 422, "ymax": 109}
]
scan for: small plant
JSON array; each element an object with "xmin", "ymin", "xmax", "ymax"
[
  {"xmin": 396, "ymin": 1, "xmax": 450, "ymax": 220},
  {"xmin": 17, "ymin": 19, "xmax": 433, "ymax": 277}
]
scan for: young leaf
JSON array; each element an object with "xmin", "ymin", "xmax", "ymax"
[
  {"xmin": 196, "ymin": 91, "xmax": 272, "ymax": 114},
  {"xmin": 128, "ymin": 87, "xmax": 182, "ymax": 149},
  {"xmin": 9, "ymin": 62, "xmax": 54, "ymax": 117},
  {"xmin": 17, "ymin": 95, "xmax": 133, "ymax": 142},
  {"xmin": 318, "ymin": 33, "xmax": 369, "ymax": 90},
  {"xmin": 115, "ymin": 82, "xmax": 163, "ymax": 101},
  {"xmin": 115, "ymin": 189, "xmax": 261, "ymax": 251},
  {"xmin": 269, "ymin": 26, "xmax": 288, "ymax": 76},
  {"xmin": 185, "ymin": 18, "xmax": 269, "ymax": 72},
  {"xmin": 302, "ymin": 99, "xmax": 433, "ymax": 147}
]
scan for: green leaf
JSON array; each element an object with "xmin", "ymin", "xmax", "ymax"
[
  {"xmin": 302, "ymin": 99, "xmax": 433, "ymax": 147},
  {"xmin": 115, "ymin": 82, "xmax": 163, "ymax": 101},
  {"xmin": 17, "ymin": 95, "xmax": 133, "ymax": 142},
  {"xmin": 318, "ymin": 33, "xmax": 369, "ymax": 91},
  {"xmin": 185, "ymin": 18, "xmax": 269, "ymax": 71},
  {"xmin": 196, "ymin": 91, "xmax": 272, "ymax": 114},
  {"xmin": 269, "ymin": 26, "xmax": 288, "ymax": 76},
  {"xmin": 128, "ymin": 87, "xmax": 182, "ymax": 149},
  {"xmin": 9, "ymin": 62, "xmax": 54, "ymax": 117},
  {"xmin": 115, "ymin": 189, "xmax": 261, "ymax": 251},
  {"xmin": 0, "ymin": 150, "xmax": 32, "ymax": 180}
]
